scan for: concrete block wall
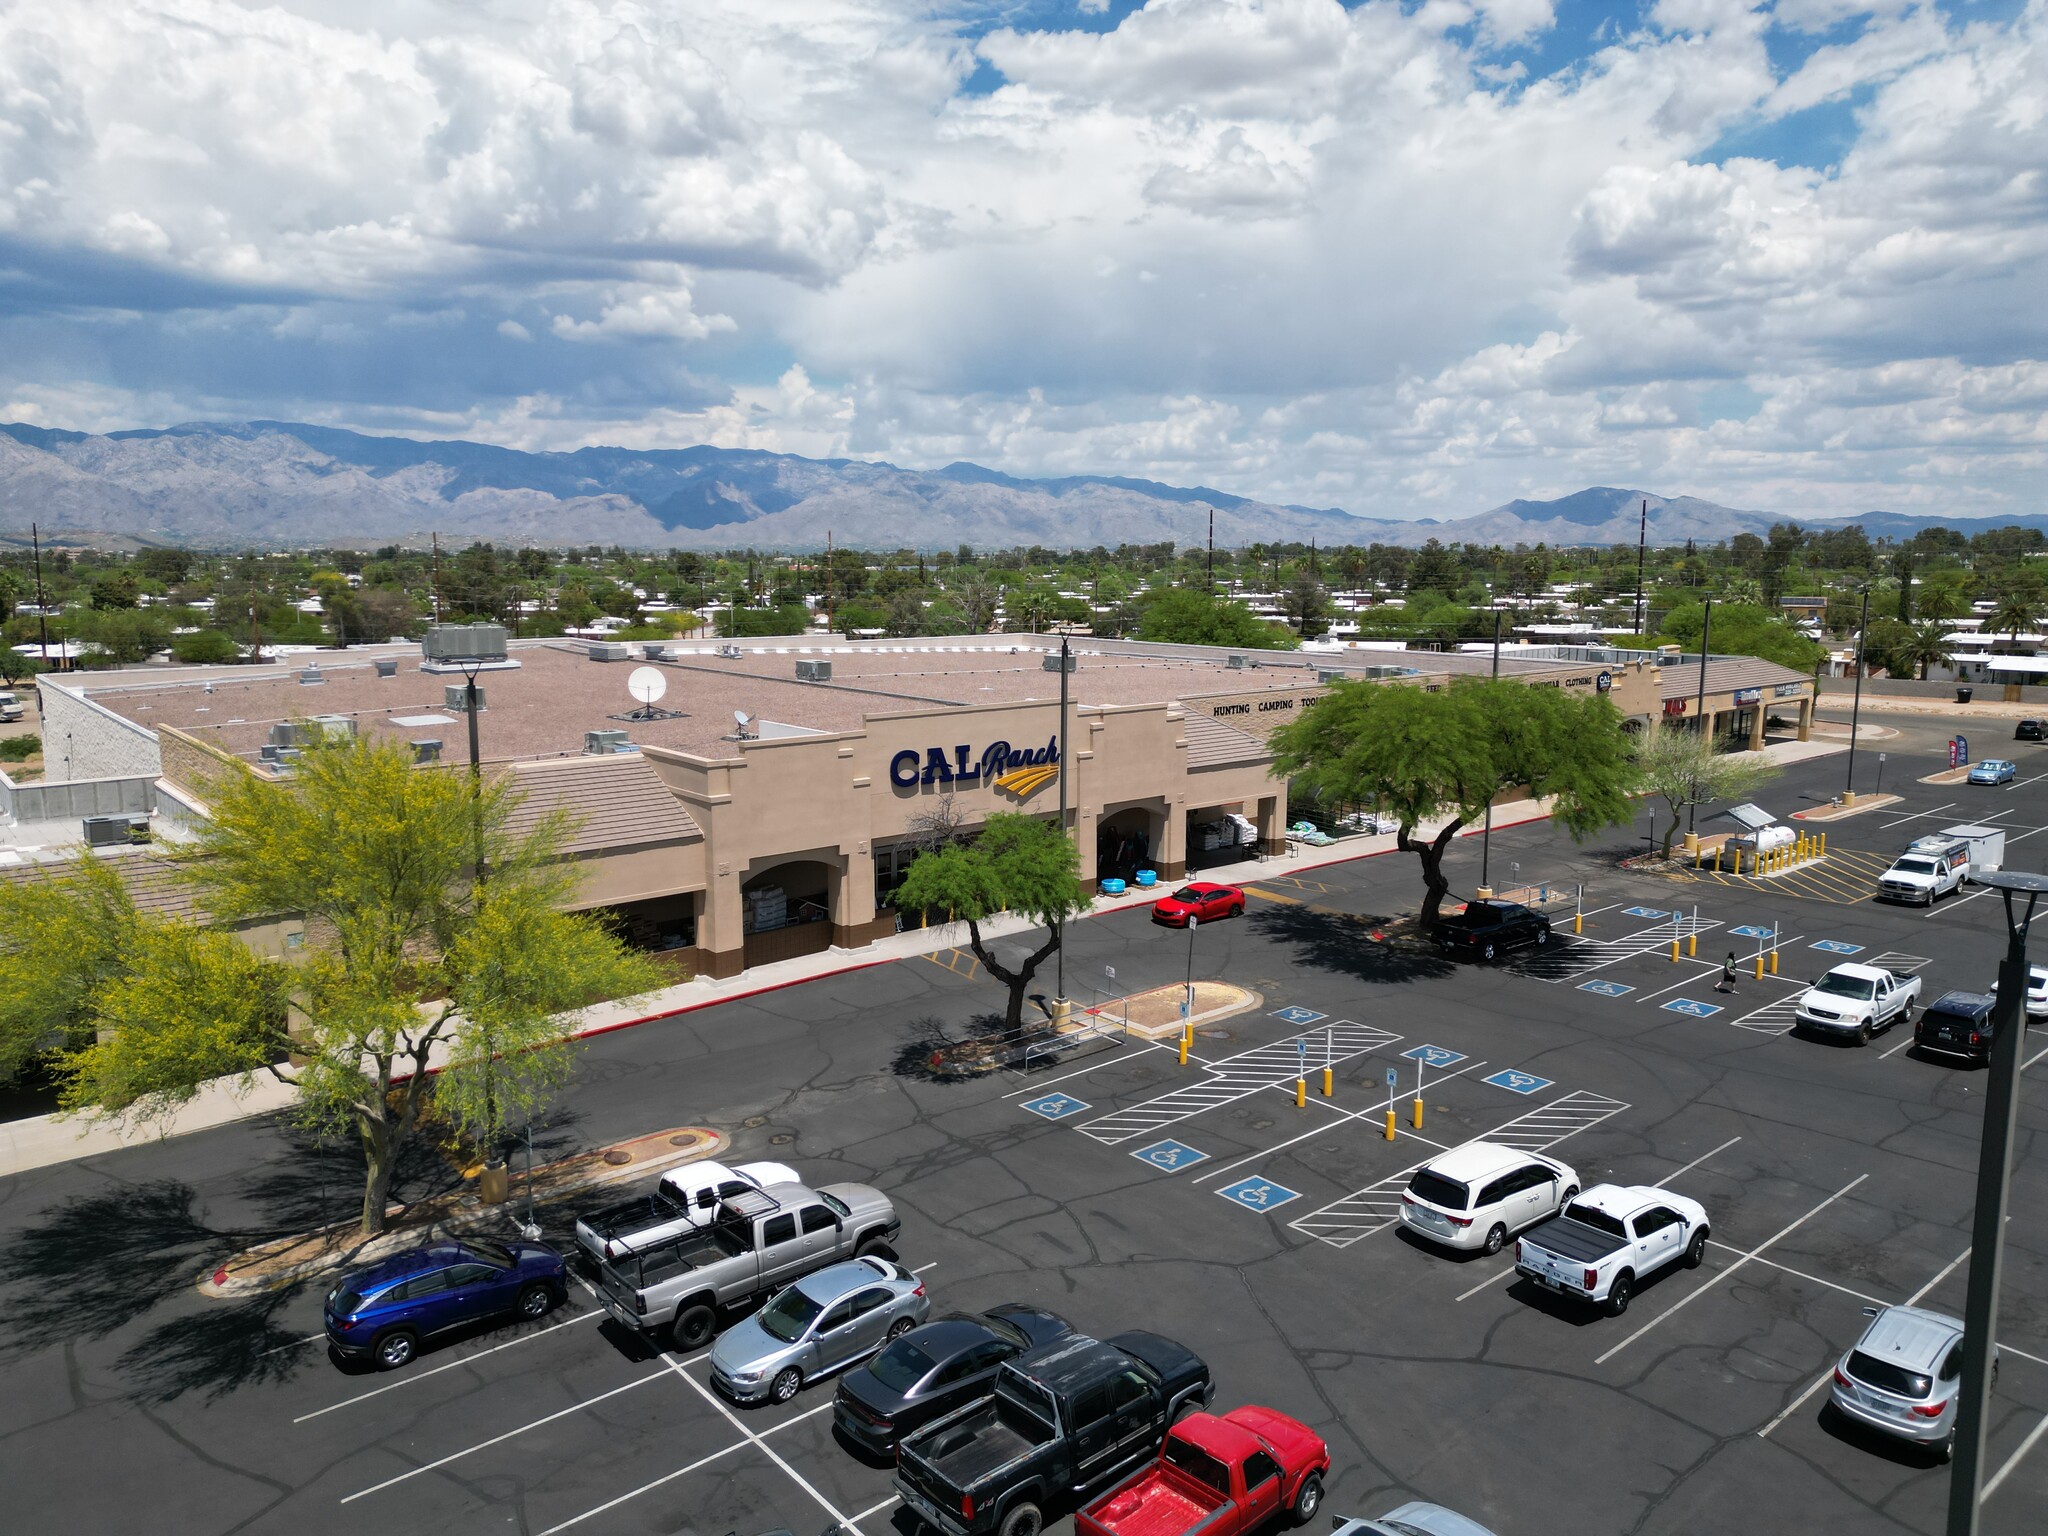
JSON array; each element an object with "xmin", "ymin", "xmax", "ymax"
[{"xmin": 34, "ymin": 680, "xmax": 162, "ymax": 785}]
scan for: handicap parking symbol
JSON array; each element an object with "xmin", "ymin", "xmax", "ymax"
[
  {"xmin": 1730, "ymin": 925, "xmax": 1775, "ymax": 939},
  {"xmin": 1622, "ymin": 906, "xmax": 1668, "ymax": 919},
  {"xmin": 1132, "ymin": 1139, "xmax": 1207, "ymax": 1172},
  {"xmin": 1813, "ymin": 940, "xmax": 1865, "ymax": 955},
  {"xmin": 1578, "ymin": 980, "xmax": 1634, "ymax": 998},
  {"xmin": 1216, "ymin": 1176, "xmax": 1302, "ymax": 1212},
  {"xmin": 1661, "ymin": 998, "xmax": 1724, "ymax": 1018},
  {"xmin": 1021, "ymin": 1093, "xmax": 1090, "ymax": 1121},
  {"xmin": 1271, "ymin": 1006, "xmax": 1328, "ymax": 1025},
  {"xmin": 1483, "ymin": 1070, "xmax": 1552, "ymax": 1095},
  {"xmin": 1401, "ymin": 1044, "xmax": 1467, "ymax": 1067}
]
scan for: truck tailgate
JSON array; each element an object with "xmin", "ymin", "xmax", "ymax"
[{"xmin": 1080, "ymin": 1468, "xmax": 1226, "ymax": 1536}]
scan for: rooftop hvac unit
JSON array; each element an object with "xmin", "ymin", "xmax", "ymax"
[
  {"xmin": 642, "ymin": 643, "xmax": 668, "ymax": 660},
  {"xmin": 306, "ymin": 715, "xmax": 357, "ymax": 742},
  {"xmin": 1227, "ymin": 654, "xmax": 1247, "ymax": 669},
  {"xmin": 374, "ymin": 658, "xmax": 399, "ymax": 678},
  {"xmin": 718, "ymin": 644, "xmax": 742, "ymax": 659},
  {"xmin": 584, "ymin": 729, "xmax": 633, "ymax": 755},
  {"xmin": 298, "ymin": 666, "xmax": 325, "ymax": 685},
  {"xmin": 795, "ymin": 659, "xmax": 832, "ymax": 682},
  {"xmin": 82, "ymin": 814, "xmax": 148, "ymax": 848},
  {"xmin": 268, "ymin": 722, "xmax": 301, "ymax": 749},
  {"xmin": 422, "ymin": 623, "xmax": 509, "ymax": 663},
  {"xmin": 258, "ymin": 746, "xmax": 301, "ymax": 770},
  {"xmin": 444, "ymin": 683, "xmax": 486, "ymax": 712},
  {"xmin": 1318, "ymin": 669, "xmax": 1347, "ymax": 684},
  {"xmin": 1041, "ymin": 653, "xmax": 1077, "ymax": 673},
  {"xmin": 411, "ymin": 739, "xmax": 443, "ymax": 763},
  {"xmin": 587, "ymin": 642, "xmax": 631, "ymax": 662}
]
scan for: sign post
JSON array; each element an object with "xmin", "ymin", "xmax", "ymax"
[{"xmin": 1383, "ymin": 1067, "xmax": 1398, "ymax": 1141}]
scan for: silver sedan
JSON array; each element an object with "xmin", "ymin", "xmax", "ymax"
[{"xmin": 709, "ymin": 1256, "xmax": 929, "ymax": 1404}]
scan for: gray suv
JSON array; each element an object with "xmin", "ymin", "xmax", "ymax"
[
  {"xmin": 597, "ymin": 1182, "xmax": 900, "ymax": 1349},
  {"xmin": 1829, "ymin": 1304, "xmax": 1994, "ymax": 1458}
]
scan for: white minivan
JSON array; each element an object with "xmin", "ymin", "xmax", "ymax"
[{"xmin": 1399, "ymin": 1141, "xmax": 1580, "ymax": 1255}]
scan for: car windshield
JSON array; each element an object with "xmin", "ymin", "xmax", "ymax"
[
  {"xmin": 985, "ymin": 1315, "xmax": 1028, "ymax": 1350},
  {"xmin": 868, "ymin": 1339, "xmax": 938, "ymax": 1393},
  {"xmin": 1407, "ymin": 1169, "xmax": 1471, "ymax": 1211},
  {"xmin": 1848, "ymin": 1350, "xmax": 1933, "ymax": 1400},
  {"xmin": 757, "ymin": 1286, "xmax": 825, "ymax": 1342},
  {"xmin": 1170, "ymin": 887, "xmax": 1202, "ymax": 902},
  {"xmin": 820, "ymin": 1190, "xmax": 851, "ymax": 1218},
  {"xmin": 1564, "ymin": 1203, "xmax": 1629, "ymax": 1240},
  {"xmin": 1816, "ymin": 974, "xmax": 1877, "ymax": 1000},
  {"xmin": 465, "ymin": 1239, "xmax": 514, "ymax": 1269},
  {"xmin": 1893, "ymin": 859, "xmax": 1939, "ymax": 876}
]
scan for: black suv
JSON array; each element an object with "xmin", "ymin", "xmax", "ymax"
[
  {"xmin": 1914, "ymin": 990, "xmax": 1998, "ymax": 1064},
  {"xmin": 2017, "ymin": 719, "xmax": 2046, "ymax": 742},
  {"xmin": 1435, "ymin": 899, "xmax": 1552, "ymax": 962}
]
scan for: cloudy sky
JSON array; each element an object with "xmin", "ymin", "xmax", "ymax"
[{"xmin": 0, "ymin": 0, "xmax": 2041, "ymax": 521}]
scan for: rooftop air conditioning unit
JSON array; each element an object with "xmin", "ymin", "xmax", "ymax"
[
  {"xmin": 795, "ymin": 659, "xmax": 832, "ymax": 682},
  {"xmin": 82, "ymin": 815, "xmax": 132, "ymax": 848},
  {"xmin": 583, "ymin": 729, "xmax": 633, "ymax": 755},
  {"xmin": 411, "ymin": 739, "xmax": 443, "ymax": 763},
  {"xmin": 422, "ymin": 623, "xmax": 509, "ymax": 663},
  {"xmin": 445, "ymin": 683, "xmax": 486, "ymax": 712},
  {"xmin": 1317, "ymin": 670, "xmax": 1344, "ymax": 684},
  {"xmin": 298, "ymin": 666, "xmax": 324, "ymax": 685},
  {"xmin": 268, "ymin": 722, "xmax": 301, "ymax": 749},
  {"xmin": 1226, "ymin": 654, "xmax": 1247, "ymax": 669},
  {"xmin": 1041, "ymin": 653, "xmax": 1077, "ymax": 673},
  {"xmin": 587, "ymin": 642, "xmax": 631, "ymax": 662},
  {"xmin": 718, "ymin": 644, "xmax": 742, "ymax": 659},
  {"xmin": 375, "ymin": 658, "xmax": 399, "ymax": 678},
  {"xmin": 642, "ymin": 643, "xmax": 668, "ymax": 661},
  {"xmin": 307, "ymin": 715, "xmax": 357, "ymax": 742}
]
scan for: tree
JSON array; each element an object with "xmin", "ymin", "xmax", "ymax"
[
  {"xmin": 170, "ymin": 628, "xmax": 241, "ymax": 665},
  {"xmin": 894, "ymin": 812, "xmax": 1090, "ymax": 1035},
  {"xmin": 89, "ymin": 571, "xmax": 140, "ymax": 610},
  {"xmin": 75, "ymin": 608, "xmax": 171, "ymax": 664},
  {"xmin": 0, "ymin": 857, "xmax": 138, "ymax": 1086},
  {"xmin": 0, "ymin": 647, "xmax": 45, "ymax": 687},
  {"xmin": 49, "ymin": 736, "xmax": 661, "ymax": 1234},
  {"xmin": 1989, "ymin": 587, "xmax": 2041, "ymax": 648},
  {"xmin": 1280, "ymin": 572, "xmax": 1332, "ymax": 638},
  {"xmin": 1268, "ymin": 678, "xmax": 1635, "ymax": 927},
  {"xmin": 1137, "ymin": 589, "xmax": 1298, "ymax": 649},
  {"xmin": 1659, "ymin": 602, "xmax": 1824, "ymax": 672},
  {"xmin": 1901, "ymin": 621, "xmax": 1955, "ymax": 681},
  {"xmin": 1631, "ymin": 730, "xmax": 1782, "ymax": 858}
]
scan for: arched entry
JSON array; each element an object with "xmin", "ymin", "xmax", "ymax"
[{"xmin": 741, "ymin": 857, "xmax": 836, "ymax": 967}]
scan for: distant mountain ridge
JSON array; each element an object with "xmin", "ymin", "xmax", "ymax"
[{"xmin": 0, "ymin": 419, "xmax": 2035, "ymax": 551}]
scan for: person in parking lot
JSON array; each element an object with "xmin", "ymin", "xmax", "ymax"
[{"xmin": 1717, "ymin": 952, "xmax": 1738, "ymax": 994}]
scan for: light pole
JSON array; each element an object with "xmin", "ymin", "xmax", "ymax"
[
  {"xmin": 1479, "ymin": 612, "xmax": 1501, "ymax": 895},
  {"xmin": 1946, "ymin": 868, "xmax": 2048, "ymax": 1535},
  {"xmin": 1056, "ymin": 630, "xmax": 1071, "ymax": 1003},
  {"xmin": 1845, "ymin": 587, "xmax": 1871, "ymax": 801},
  {"xmin": 1687, "ymin": 600, "xmax": 1713, "ymax": 843}
]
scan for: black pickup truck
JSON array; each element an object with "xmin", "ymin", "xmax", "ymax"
[
  {"xmin": 893, "ymin": 1330, "xmax": 1212, "ymax": 1536},
  {"xmin": 1434, "ymin": 899, "xmax": 1551, "ymax": 963}
]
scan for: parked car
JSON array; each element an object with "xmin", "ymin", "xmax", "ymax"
[
  {"xmin": 1399, "ymin": 1142, "xmax": 1579, "ymax": 1256},
  {"xmin": 1968, "ymin": 758, "xmax": 2017, "ymax": 785},
  {"xmin": 0, "ymin": 690, "xmax": 23, "ymax": 724},
  {"xmin": 1914, "ymin": 991, "xmax": 2001, "ymax": 1065},
  {"xmin": 597, "ymin": 1182, "xmax": 901, "ymax": 1349},
  {"xmin": 1829, "ymin": 1304, "xmax": 1993, "ymax": 1459},
  {"xmin": 1076, "ymin": 1405, "xmax": 1329, "ymax": 1536},
  {"xmin": 574, "ymin": 1157, "xmax": 800, "ymax": 1263},
  {"xmin": 1332, "ymin": 1508, "xmax": 1499, "ymax": 1536},
  {"xmin": 709, "ymin": 1256, "xmax": 929, "ymax": 1404},
  {"xmin": 1434, "ymin": 899, "xmax": 1550, "ymax": 962},
  {"xmin": 1987, "ymin": 964, "xmax": 2048, "ymax": 1020},
  {"xmin": 835, "ymin": 1305, "xmax": 1073, "ymax": 1456},
  {"xmin": 324, "ymin": 1236, "xmax": 567, "ymax": 1370},
  {"xmin": 894, "ymin": 1330, "xmax": 1213, "ymax": 1536},
  {"xmin": 1151, "ymin": 883, "xmax": 1245, "ymax": 927},
  {"xmin": 1794, "ymin": 963, "xmax": 1922, "ymax": 1045},
  {"xmin": 1513, "ymin": 1184, "xmax": 1710, "ymax": 1316},
  {"xmin": 2017, "ymin": 719, "xmax": 2047, "ymax": 742}
]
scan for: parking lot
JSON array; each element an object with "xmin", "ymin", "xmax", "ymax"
[{"xmin": 4, "ymin": 703, "xmax": 2048, "ymax": 1534}]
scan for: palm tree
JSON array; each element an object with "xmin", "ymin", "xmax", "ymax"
[
  {"xmin": 1903, "ymin": 621, "xmax": 1954, "ymax": 680},
  {"xmin": 1989, "ymin": 590, "xmax": 2042, "ymax": 650}
]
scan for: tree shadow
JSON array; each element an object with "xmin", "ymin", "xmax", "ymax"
[
  {"xmin": 1246, "ymin": 905, "xmax": 1455, "ymax": 985},
  {"xmin": 886, "ymin": 1012, "xmax": 1016, "ymax": 1082}
]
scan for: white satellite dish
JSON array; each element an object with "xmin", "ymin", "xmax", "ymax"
[
  {"xmin": 733, "ymin": 709, "xmax": 751, "ymax": 727},
  {"xmin": 627, "ymin": 666, "xmax": 668, "ymax": 707}
]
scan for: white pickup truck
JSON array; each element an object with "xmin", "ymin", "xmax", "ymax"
[
  {"xmin": 1514, "ymin": 1184, "xmax": 1710, "ymax": 1316},
  {"xmin": 1878, "ymin": 844, "xmax": 1968, "ymax": 906},
  {"xmin": 1794, "ymin": 963, "xmax": 1922, "ymax": 1045},
  {"xmin": 575, "ymin": 1158, "xmax": 799, "ymax": 1263}
]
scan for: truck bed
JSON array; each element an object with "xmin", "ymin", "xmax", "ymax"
[
  {"xmin": 901, "ymin": 1404, "xmax": 1052, "ymax": 1498},
  {"xmin": 1081, "ymin": 1466, "xmax": 1223, "ymax": 1536},
  {"xmin": 1520, "ymin": 1216, "xmax": 1623, "ymax": 1265}
]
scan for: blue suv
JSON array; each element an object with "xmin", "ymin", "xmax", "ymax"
[{"xmin": 325, "ymin": 1237, "xmax": 567, "ymax": 1369}]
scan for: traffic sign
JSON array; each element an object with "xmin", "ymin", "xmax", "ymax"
[
  {"xmin": 1271, "ymin": 1006, "xmax": 1328, "ymax": 1025},
  {"xmin": 1216, "ymin": 1176, "xmax": 1303, "ymax": 1212},
  {"xmin": 1483, "ymin": 1070, "xmax": 1552, "ymax": 1095},
  {"xmin": 1577, "ymin": 981, "xmax": 1634, "ymax": 998},
  {"xmin": 1385, "ymin": 1067, "xmax": 1398, "ymax": 1087},
  {"xmin": 1401, "ymin": 1044, "xmax": 1467, "ymax": 1067},
  {"xmin": 1660, "ymin": 998, "xmax": 1724, "ymax": 1018},
  {"xmin": 1813, "ymin": 940, "xmax": 1865, "ymax": 955},
  {"xmin": 1021, "ymin": 1093, "xmax": 1091, "ymax": 1121},
  {"xmin": 1132, "ymin": 1139, "xmax": 1207, "ymax": 1172},
  {"xmin": 1105, "ymin": 965, "xmax": 1116, "ymax": 980}
]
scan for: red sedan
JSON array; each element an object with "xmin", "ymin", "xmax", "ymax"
[{"xmin": 1152, "ymin": 883, "xmax": 1246, "ymax": 926}]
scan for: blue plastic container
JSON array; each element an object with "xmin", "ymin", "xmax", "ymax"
[
  {"xmin": 1135, "ymin": 869, "xmax": 1158, "ymax": 888},
  {"xmin": 1100, "ymin": 877, "xmax": 1127, "ymax": 896}
]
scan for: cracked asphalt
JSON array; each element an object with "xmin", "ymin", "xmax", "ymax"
[{"xmin": 2, "ymin": 703, "xmax": 2046, "ymax": 1535}]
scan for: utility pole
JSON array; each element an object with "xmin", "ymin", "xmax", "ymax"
[
  {"xmin": 1479, "ymin": 612, "xmax": 1502, "ymax": 896},
  {"xmin": 1206, "ymin": 509, "xmax": 1214, "ymax": 592},
  {"xmin": 431, "ymin": 532, "xmax": 443, "ymax": 622},
  {"xmin": 824, "ymin": 530, "xmax": 833, "ymax": 634},
  {"xmin": 1688, "ymin": 600, "xmax": 1713, "ymax": 841},
  {"xmin": 1056, "ymin": 630, "xmax": 1071, "ymax": 1002},
  {"xmin": 1846, "ymin": 587, "xmax": 1870, "ymax": 801},
  {"xmin": 30, "ymin": 522, "xmax": 51, "ymax": 672},
  {"xmin": 1633, "ymin": 499, "xmax": 1648, "ymax": 636}
]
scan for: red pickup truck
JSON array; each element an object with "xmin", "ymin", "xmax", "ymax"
[{"xmin": 1076, "ymin": 1406, "xmax": 1329, "ymax": 1536}]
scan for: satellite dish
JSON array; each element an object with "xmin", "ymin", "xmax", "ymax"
[
  {"xmin": 733, "ymin": 709, "xmax": 752, "ymax": 727},
  {"xmin": 627, "ymin": 666, "xmax": 668, "ymax": 707}
]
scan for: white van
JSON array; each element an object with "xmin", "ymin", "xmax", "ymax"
[{"xmin": 1399, "ymin": 1141, "xmax": 1581, "ymax": 1255}]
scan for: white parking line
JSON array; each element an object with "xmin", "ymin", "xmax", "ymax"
[
  {"xmin": 666, "ymin": 1359, "xmax": 859, "ymax": 1534},
  {"xmin": 260, "ymin": 1333, "xmax": 327, "ymax": 1357},
  {"xmin": 1884, "ymin": 802, "xmax": 1954, "ymax": 829},
  {"xmin": 2026, "ymin": 1041, "xmax": 2048, "ymax": 1072},
  {"xmin": 1001, "ymin": 1035, "xmax": 1193, "ymax": 1098},
  {"xmin": 1926, "ymin": 886, "xmax": 1996, "ymax": 918},
  {"xmin": 1880, "ymin": 1033, "xmax": 1921, "ymax": 1058},
  {"xmin": 844, "ymin": 1494, "xmax": 904, "ymax": 1527},
  {"xmin": 1595, "ymin": 1175, "xmax": 1868, "ymax": 1366},
  {"xmin": 1704, "ymin": 1242, "xmax": 1888, "ymax": 1306},
  {"xmin": 1656, "ymin": 1136, "xmax": 1742, "ymax": 1187},
  {"xmin": 293, "ymin": 1310, "xmax": 602, "ymax": 1423},
  {"xmin": 1758, "ymin": 1243, "xmax": 1971, "ymax": 1438},
  {"xmin": 1984, "ymin": 1412, "xmax": 2048, "ymax": 1499},
  {"xmin": 1455, "ymin": 1263, "xmax": 1518, "ymax": 1302},
  {"xmin": 1191, "ymin": 1058, "xmax": 1490, "ymax": 1185},
  {"xmin": 1631, "ymin": 965, "xmax": 1727, "ymax": 1004}
]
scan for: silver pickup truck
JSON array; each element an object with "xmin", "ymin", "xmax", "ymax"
[{"xmin": 597, "ymin": 1182, "xmax": 900, "ymax": 1349}]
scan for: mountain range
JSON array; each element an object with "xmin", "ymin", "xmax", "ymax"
[{"xmin": 0, "ymin": 420, "xmax": 2037, "ymax": 552}]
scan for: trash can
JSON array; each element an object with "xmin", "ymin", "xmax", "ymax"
[{"xmin": 1956, "ymin": 687, "xmax": 1974, "ymax": 703}]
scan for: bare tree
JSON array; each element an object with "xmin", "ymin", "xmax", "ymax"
[{"xmin": 906, "ymin": 793, "xmax": 969, "ymax": 855}]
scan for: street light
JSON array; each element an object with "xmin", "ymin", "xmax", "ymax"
[{"xmin": 1945, "ymin": 867, "xmax": 2048, "ymax": 1536}]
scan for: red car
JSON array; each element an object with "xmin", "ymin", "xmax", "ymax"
[
  {"xmin": 1152, "ymin": 883, "xmax": 1246, "ymax": 926},
  {"xmin": 1077, "ymin": 1405, "xmax": 1330, "ymax": 1536}
]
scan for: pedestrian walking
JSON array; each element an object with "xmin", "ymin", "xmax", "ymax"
[{"xmin": 1715, "ymin": 952, "xmax": 1738, "ymax": 994}]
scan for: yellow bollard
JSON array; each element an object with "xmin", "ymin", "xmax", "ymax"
[
  {"xmin": 1755, "ymin": 952, "xmax": 1765, "ymax": 980},
  {"xmin": 1716, "ymin": 845, "xmax": 1725, "ymax": 872},
  {"xmin": 1322, "ymin": 1066, "xmax": 1333, "ymax": 1097},
  {"xmin": 1178, "ymin": 1030, "xmax": 1190, "ymax": 1066},
  {"xmin": 1384, "ymin": 1109, "xmax": 1397, "ymax": 1141},
  {"xmin": 1296, "ymin": 1077, "xmax": 1306, "ymax": 1109},
  {"xmin": 1574, "ymin": 911, "xmax": 1582, "ymax": 934},
  {"xmin": 1413, "ymin": 1097, "xmax": 1425, "ymax": 1129},
  {"xmin": 1688, "ymin": 931, "xmax": 1698, "ymax": 958},
  {"xmin": 1769, "ymin": 947, "xmax": 1779, "ymax": 976},
  {"xmin": 1671, "ymin": 938, "xmax": 1680, "ymax": 963},
  {"xmin": 1820, "ymin": 832, "xmax": 1827, "ymax": 857}
]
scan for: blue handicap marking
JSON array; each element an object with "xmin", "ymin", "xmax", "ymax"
[
  {"xmin": 1132, "ymin": 1139, "xmax": 1207, "ymax": 1172},
  {"xmin": 1401, "ymin": 1044, "xmax": 1467, "ymax": 1067},
  {"xmin": 1021, "ymin": 1093, "xmax": 1090, "ymax": 1121},
  {"xmin": 1622, "ymin": 906, "xmax": 1668, "ymax": 918},
  {"xmin": 1813, "ymin": 939, "xmax": 1865, "ymax": 955},
  {"xmin": 1216, "ymin": 1176, "xmax": 1303, "ymax": 1212},
  {"xmin": 1730, "ymin": 925, "xmax": 1775, "ymax": 938},
  {"xmin": 1271, "ymin": 1006, "xmax": 1327, "ymax": 1025},
  {"xmin": 1578, "ymin": 980, "xmax": 1635, "ymax": 998},
  {"xmin": 1484, "ymin": 1070, "xmax": 1552, "ymax": 1095},
  {"xmin": 1661, "ymin": 998, "xmax": 1724, "ymax": 1018}
]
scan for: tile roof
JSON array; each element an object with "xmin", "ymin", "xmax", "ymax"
[
  {"xmin": 502, "ymin": 756, "xmax": 700, "ymax": 854},
  {"xmin": 1181, "ymin": 711, "xmax": 1270, "ymax": 769},
  {"xmin": 1655, "ymin": 657, "xmax": 1813, "ymax": 700}
]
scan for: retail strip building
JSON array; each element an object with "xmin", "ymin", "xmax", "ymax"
[{"xmin": 29, "ymin": 635, "xmax": 1814, "ymax": 981}]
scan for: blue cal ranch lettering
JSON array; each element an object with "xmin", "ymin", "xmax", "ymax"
[{"xmin": 889, "ymin": 737, "xmax": 1060, "ymax": 789}]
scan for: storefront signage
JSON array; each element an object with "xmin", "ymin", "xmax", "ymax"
[
  {"xmin": 1773, "ymin": 682, "xmax": 1806, "ymax": 698},
  {"xmin": 1597, "ymin": 671, "xmax": 1613, "ymax": 693},
  {"xmin": 1733, "ymin": 688, "xmax": 1762, "ymax": 705},
  {"xmin": 1663, "ymin": 698, "xmax": 1688, "ymax": 717},
  {"xmin": 889, "ymin": 737, "xmax": 1061, "ymax": 798}
]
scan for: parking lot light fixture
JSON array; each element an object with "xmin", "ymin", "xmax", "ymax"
[{"xmin": 1947, "ymin": 868, "xmax": 2048, "ymax": 1536}]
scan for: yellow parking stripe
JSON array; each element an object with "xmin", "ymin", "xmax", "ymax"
[
  {"xmin": 1677, "ymin": 847, "xmax": 1893, "ymax": 906},
  {"xmin": 1242, "ymin": 886, "xmax": 1305, "ymax": 906}
]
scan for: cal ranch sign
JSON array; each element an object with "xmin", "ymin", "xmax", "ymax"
[{"xmin": 889, "ymin": 738, "xmax": 1061, "ymax": 799}]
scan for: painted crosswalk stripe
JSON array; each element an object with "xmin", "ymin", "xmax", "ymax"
[{"xmin": 1524, "ymin": 916, "xmax": 1722, "ymax": 983}]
